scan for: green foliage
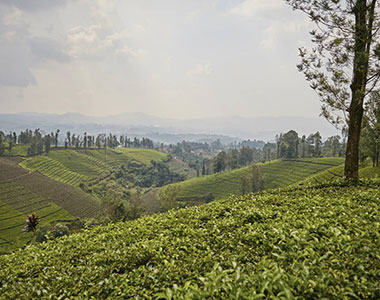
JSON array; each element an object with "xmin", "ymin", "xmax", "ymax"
[
  {"xmin": 241, "ymin": 164, "xmax": 264, "ymax": 195},
  {"xmin": 100, "ymin": 193, "xmax": 127, "ymax": 223},
  {"xmin": 0, "ymin": 180, "xmax": 379, "ymax": 298},
  {"xmin": 36, "ymin": 222, "xmax": 70, "ymax": 243},
  {"xmin": 126, "ymin": 191, "xmax": 145, "ymax": 220},
  {"xmin": 160, "ymin": 184, "xmax": 181, "ymax": 211}
]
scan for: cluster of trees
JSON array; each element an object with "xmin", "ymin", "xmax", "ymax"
[
  {"xmin": 0, "ymin": 128, "xmax": 156, "ymax": 156},
  {"xmin": 209, "ymin": 131, "xmax": 347, "ymax": 174},
  {"xmin": 80, "ymin": 160, "xmax": 184, "ymax": 201},
  {"xmin": 276, "ymin": 131, "xmax": 345, "ymax": 159},
  {"xmin": 65, "ymin": 132, "xmax": 154, "ymax": 150},
  {"xmin": 210, "ymin": 147, "xmax": 261, "ymax": 173},
  {"xmin": 0, "ymin": 129, "xmax": 60, "ymax": 156}
]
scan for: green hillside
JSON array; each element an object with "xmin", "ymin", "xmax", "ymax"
[
  {"xmin": 303, "ymin": 161, "xmax": 380, "ymax": 185},
  {"xmin": 2, "ymin": 143, "xmax": 29, "ymax": 156},
  {"xmin": 1, "ymin": 179, "xmax": 379, "ymax": 299},
  {"xmin": 0, "ymin": 157, "xmax": 100, "ymax": 253},
  {"xmin": 166, "ymin": 157, "xmax": 344, "ymax": 202},
  {"xmin": 19, "ymin": 148, "xmax": 168, "ymax": 187},
  {"xmin": 114, "ymin": 147, "xmax": 168, "ymax": 165}
]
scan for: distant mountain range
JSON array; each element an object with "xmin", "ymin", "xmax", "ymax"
[{"xmin": 0, "ymin": 112, "xmax": 340, "ymax": 144}]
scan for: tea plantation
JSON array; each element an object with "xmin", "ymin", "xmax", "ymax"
[
  {"xmin": 1, "ymin": 179, "xmax": 379, "ymax": 299},
  {"xmin": 164, "ymin": 157, "xmax": 344, "ymax": 202},
  {"xmin": 20, "ymin": 148, "xmax": 168, "ymax": 187},
  {"xmin": 0, "ymin": 157, "xmax": 100, "ymax": 253}
]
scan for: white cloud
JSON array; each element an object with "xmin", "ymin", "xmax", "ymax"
[
  {"xmin": 68, "ymin": 24, "xmax": 101, "ymax": 44},
  {"xmin": 259, "ymin": 19, "xmax": 311, "ymax": 50},
  {"xmin": 188, "ymin": 63, "xmax": 213, "ymax": 76},
  {"xmin": 66, "ymin": 23, "xmax": 144, "ymax": 60},
  {"xmin": 230, "ymin": 0, "xmax": 283, "ymax": 17},
  {"xmin": 116, "ymin": 47, "xmax": 146, "ymax": 58},
  {"xmin": 3, "ymin": 7, "xmax": 29, "ymax": 26}
]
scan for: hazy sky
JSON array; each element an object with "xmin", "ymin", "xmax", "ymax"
[{"xmin": 0, "ymin": 0, "xmax": 321, "ymax": 119}]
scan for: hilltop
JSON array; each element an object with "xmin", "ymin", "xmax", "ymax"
[{"xmin": 1, "ymin": 179, "xmax": 379, "ymax": 299}]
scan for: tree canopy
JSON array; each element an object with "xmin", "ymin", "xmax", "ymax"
[{"xmin": 285, "ymin": 0, "xmax": 380, "ymax": 179}]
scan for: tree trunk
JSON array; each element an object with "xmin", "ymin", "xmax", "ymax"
[{"xmin": 344, "ymin": 0, "xmax": 376, "ymax": 180}]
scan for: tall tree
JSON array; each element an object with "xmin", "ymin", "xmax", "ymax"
[
  {"xmin": 213, "ymin": 151, "xmax": 227, "ymax": 173},
  {"xmin": 66, "ymin": 131, "xmax": 71, "ymax": 148},
  {"xmin": 0, "ymin": 131, "xmax": 5, "ymax": 156},
  {"xmin": 285, "ymin": 0, "xmax": 380, "ymax": 179}
]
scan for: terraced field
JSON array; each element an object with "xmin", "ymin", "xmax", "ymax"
[
  {"xmin": 20, "ymin": 148, "xmax": 168, "ymax": 187},
  {"xmin": 0, "ymin": 157, "xmax": 100, "ymax": 253},
  {"xmin": 163, "ymin": 157, "xmax": 345, "ymax": 202},
  {"xmin": 114, "ymin": 148, "xmax": 168, "ymax": 165},
  {"xmin": 302, "ymin": 160, "xmax": 380, "ymax": 184}
]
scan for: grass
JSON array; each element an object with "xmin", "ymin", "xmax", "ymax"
[
  {"xmin": 0, "ymin": 179, "xmax": 379, "ymax": 298},
  {"xmin": 166, "ymin": 157, "xmax": 345, "ymax": 202},
  {"xmin": 2, "ymin": 144, "xmax": 29, "ymax": 156}
]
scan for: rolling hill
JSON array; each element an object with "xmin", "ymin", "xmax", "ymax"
[
  {"xmin": 0, "ymin": 147, "xmax": 174, "ymax": 253},
  {"xmin": 0, "ymin": 157, "xmax": 100, "ymax": 253},
  {"xmin": 161, "ymin": 157, "xmax": 345, "ymax": 204},
  {"xmin": 0, "ymin": 179, "xmax": 379, "ymax": 298},
  {"xmin": 20, "ymin": 148, "xmax": 168, "ymax": 187}
]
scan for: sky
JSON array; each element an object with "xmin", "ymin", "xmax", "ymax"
[{"xmin": 0, "ymin": 0, "xmax": 322, "ymax": 120}]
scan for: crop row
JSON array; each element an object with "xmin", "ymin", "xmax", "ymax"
[
  {"xmin": 115, "ymin": 148, "xmax": 168, "ymax": 165},
  {"xmin": 0, "ymin": 158, "xmax": 28, "ymax": 181},
  {"xmin": 174, "ymin": 158, "xmax": 345, "ymax": 201},
  {"xmin": 20, "ymin": 156, "xmax": 87, "ymax": 186},
  {"xmin": 1, "ymin": 179, "xmax": 379, "ymax": 298},
  {"xmin": 0, "ymin": 198, "xmax": 73, "ymax": 254},
  {"xmin": 0, "ymin": 158, "xmax": 101, "ymax": 253}
]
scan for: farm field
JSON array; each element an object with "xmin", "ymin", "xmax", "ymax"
[
  {"xmin": 164, "ymin": 157, "xmax": 345, "ymax": 202},
  {"xmin": 20, "ymin": 148, "xmax": 168, "ymax": 187},
  {"xmin": 303, "ymin": 160, "xmax": 380, "ymax": 184},
  {"xmin": 0, "ymin": 157, "xmax": 100, "ymax": 253},
  {"xmin": 1, "ymin": 179, "xmax": 379, "ymax": 298},
  {"xmin": 113, "ymin": 147, "xmax": 168, "ymax": 165}
]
